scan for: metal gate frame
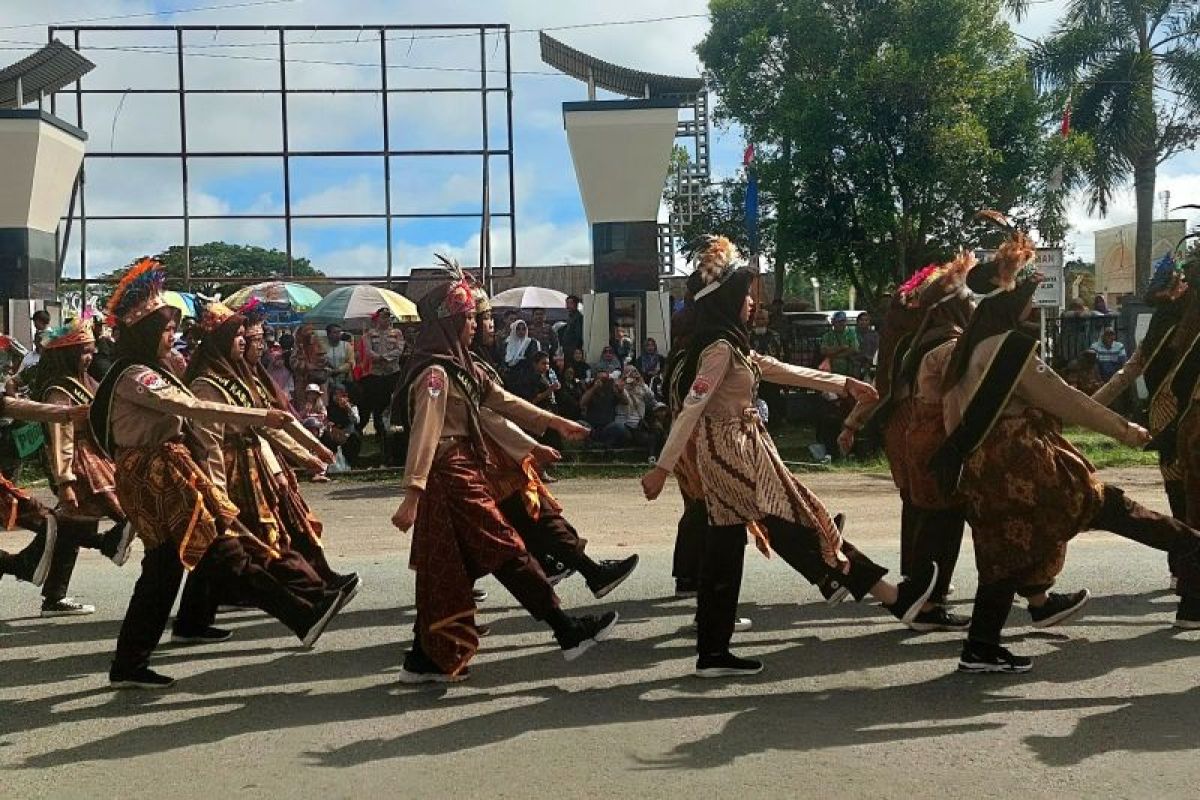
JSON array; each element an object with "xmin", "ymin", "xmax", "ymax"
[{"xmin": 47, "ymin": 24, "xmax": 517, "ymax": 292}]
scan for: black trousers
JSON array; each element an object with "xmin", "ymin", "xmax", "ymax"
[
  {"xmin": 908, "ymin": 506, "xmax": 965, "ymax": 603},
  {"xmin": 173, "ymin": 546, "xmax": 331, "ymax": 635},
  {"xmin": 113, "ymin": 538, "xmax": 331, "ymax": 673},
  {"xmin": 968, "ymin": 485, "xmax": 1200, "ymax": 646},
  {"xmin": 492, "ymin": 552, "xmax": 560, "ymax": 620},
  {"xmin": 497, "ymin": 494, "xmax": 594, "ymax": 580},
  {"xmin": 672, "ymin": 498, "xmax": 707, "ymax": 584},
  {"xmin": 41, "ymin": 518, "xmax": 109, "ymax": 603},
  {"xmin": 696, "ymin": 515, "xmax": 888, "ymax": 655}
]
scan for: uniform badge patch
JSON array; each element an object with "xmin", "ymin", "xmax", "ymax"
[
  {"xmin": 427, "ymin": 371, "xmax": 445, "ymax": 398},
  {"xmin": 138, "ymin": 372, "xmax": 168, "ymax": 391},
  {"xmin": 688, "ymin": 376, "xmax": 712, "ymax": 402}
]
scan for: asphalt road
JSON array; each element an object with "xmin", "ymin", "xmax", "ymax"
[{"xmin": 3, "ymin": 468, "xmax": 1199, "ymax": 798}]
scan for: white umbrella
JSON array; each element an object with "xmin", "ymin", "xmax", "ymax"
[{"xmin": 490, "ymin": 286, "xmax": 568, "ymax": 309}]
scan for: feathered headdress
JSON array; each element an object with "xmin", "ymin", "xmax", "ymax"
[
  {"xmin": 432, "ymin": 253, "xmax": 476, "ymax": 319},
  {"xmin": 235, "ymin": 297, "xmax": 266, "ymax": 338},
  {"xmin": 968, "ymin": 210, "xmax": 1038, "ymax": 296},
  {"xmin": 106, "ymin": 258, "xmax": 169, "ymax": 327},
  {"xmin": 43, "ymin": 312, "xmax": 96, "ymax": 351},
  {"xmin": 900, "ymin": 251, "xmax": 978, "ymax": 309},
  {"xmin": 688, "ymin": 235, "xmax": 741, "ymax": 301},
  {"xmin": 197, "ymin": 296, "xmax": 237, "ymax": 334}
]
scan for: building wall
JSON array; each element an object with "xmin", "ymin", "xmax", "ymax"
[{"xmin": 1094, "ymin": 219, "xmax": 1186, "ymax": 298}]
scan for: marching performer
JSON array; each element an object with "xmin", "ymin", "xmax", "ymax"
[
  {"xmin": 0, "ymin": 391, "xmax": 105, "ymax": 593},
  {"xmin": 32, "ymin": 315, "xmax": 135, "ymax": 616},
  {"xmin": 934, "ymin": 231, "xmax": 1200, "ymax": 673},
  {"xmin": 170, "ymin": 300, "xmax": 355, "ymax": 643},
  {"xmin": 642, "ymin": 236, "xmax": 940, "ymax": 678},
  {"xmin": 391, "ymin": 262, "xmax": 619, "ymax": 683},
  {"xmin": 463, "ymin": 272, "xmax": 639, "ymax": 598},
  {"xmin": 94, "ymin": 260, "xmax": 354, "ymax": 689}
]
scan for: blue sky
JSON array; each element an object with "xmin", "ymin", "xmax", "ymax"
[{"xmin": 3, "ymin": 0, "xmax": 1199, "ymax": 278}]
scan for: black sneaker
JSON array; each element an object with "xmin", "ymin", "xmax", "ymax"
[
  {"xmin": 110, "ymin": 666, "xmax": 176, "ymax": 689},
  {"xmin": 586, "ymin": 555, "xmax": 640, "ymax": 599},
  {"xmin": 545, "ymin": 561, "xmax": 575, "ymax": 586},
  {"xmin": 332, "ymin": 573, "xmax": 363, "ymax": 614},
  {"xmin": 888, "ymin": 562, "xmax": 940, "ymax": 624},
  {"xmin": 819, "ymin": 515, "xmax": 852, "ymax": 605},
  {"xmin": 556, "ymin": 611, "xmax": 620, "ymax": 661},
  {"xmin": 675, "ymin": 578, "xmax": 698, "ymax": 598},
  {"xmin": 398, "ymin": 648, "xmax": 470, "ymax": 684},
  {"xmin": 1029, "ymin": 589, "xmax": 1090, "ymax": 629},
  {"xmin": 472, "ymin": 587, "xmax": 488, "ymax": 603},
  {"xmin": 957, "ymin": 641, "xmax": 1033, "ymax": 674},
  {"xmin": 41, "ymin": 598, "xmax": 96, "ymax": 617},
  {"xmin": 300, "ymin": 593, "xmax": 343, "ymax": 649},
  {"xmin": 101, "ymin": 521, "xmax": 136, "ymax": 567},
  {"xmin": 170, "ymin": 626, "xmax": 233, "ymax": 645},
  {"xmin": 695, "ymin": 651, "xmax": 764, "ymax": 678},
  {"xmin": 1174, "ymin": 595, "xmax": 1200, "ymax": 630},
  {"xmin": 907, "ymin": 606, "xmax": 971, "ymax": 633}
]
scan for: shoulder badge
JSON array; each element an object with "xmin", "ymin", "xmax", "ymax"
[
  {"xmin": 137, "ymin": 371, "xmax": 168, "ymax": 392},
  {"xmin": 427, "ymin": 370, "xmax": 445, "ymax": 398},
  {"xmin": 688, "ymin": 376, "xmax": 712, "ymax": 403}
]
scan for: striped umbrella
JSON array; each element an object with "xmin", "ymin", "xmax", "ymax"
[
  {"xmin": 162, "ymin": 291, "xmax": 198, "ymax": 318},
  {"xmin": 303, "ymin": 285, "xmax": 419, "ymax": 326},
  {"xmin": 224, "ymin": 281, "xmax": 324, "ymax": 312}
]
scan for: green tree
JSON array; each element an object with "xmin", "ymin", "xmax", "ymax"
[
  {"xmin": 101, "ymin": 242, "xmax": 324, "ymax": 297},
  {"xmin": 699, "ymin": 0, "xmax": 1063, "ymax": 306},
  {"xmin": 1013, "ymin": 1, "xmax": 1200, "ymax": 294}
]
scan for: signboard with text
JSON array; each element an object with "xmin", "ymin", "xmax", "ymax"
[{"xmin": 974, "ymin": 247, "xmax": 1064, "ymax": 308}]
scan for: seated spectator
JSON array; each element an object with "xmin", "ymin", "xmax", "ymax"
[
  {"xmin": 557, "ymin": 366, "xmax": 585, "ymax": 421},
  {"xmin": 292, "ymin": 324, "xmax": 331, "ymax": 401},
  {"xmin": 637, "ymin": 338, "xmax": 665, "ymax": 382},
  {"xmin": 610, "ymin": 325, "xmax": 634, "ymax": 365},
  {"xmin": 265, "ymin": 342, "xmax": 295, "ymax": 406},
  {"xmin": 527, "ymin": 307, "xmax": 558, "ymax": 356},
  {"xmin": 297, "ymin": 383, "xmax": 330, "ymax": 482},
  {"xmin": 567, "ymin": 347, "xmax": 593, "ymax": 385},
  {"xmin": 616, "ymin": 365, "xmax": 663, "ymax": 455},
  {"xmin": 321, "ymin": 385, "xmax": 362, "ymax": 469},
  {"xmin": 1091, "ymin": 328, "xmax": 1127, "ymax": 382},
  {"xmin": 581, "ymin": 369, "xmax": 626, "ymax": 446},
  {"xmin": 820, "ymin": 311, "xmax": 859, "ymax": 376},
  {"xmin": 593, "ymin": 344, "xmax": 623, "ymax": 376},
  {"xmin": 518, "ymin": 351, "xmax": 563, "ymax": 449},
  {"xmin": 503, "ymin": 319, "xmax": 539, "ymax": 370}
]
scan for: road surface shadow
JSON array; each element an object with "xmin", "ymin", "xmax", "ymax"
[{"xmin": 3, "ymin": 591, "xmax": 1198, "ymax": 771}]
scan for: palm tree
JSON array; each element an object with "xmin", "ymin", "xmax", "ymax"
[{"xmin": 1008, "ymin": 1, "xmax": 1200, "ymax": 293}]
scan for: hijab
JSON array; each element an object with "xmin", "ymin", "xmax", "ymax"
[
  {"xmin": 504, "ymin": 320, "xmax": 531, "ymax": 366},
  {"xmin": 184, "ymin": 314, "xmax": 248, "ymax": 388},
  {"xmin": 669, "ymin": 268, "xmax": 754, "ymax": 412},
  {"xmin": 942, "ymin": 278, "xmax": 1039, "ymax": 392}
]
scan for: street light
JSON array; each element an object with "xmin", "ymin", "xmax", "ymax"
[{"xmin": 810, "ymin": 276, "xmax": 821, "ymax": 311}]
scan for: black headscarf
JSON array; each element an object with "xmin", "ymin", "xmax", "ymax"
[
  {"xmin": 667, "ymin": 268, "xmax": 754, "ymax": 413},
  {"xmin": 943, "ymin": 278, "xmax": 1039, "ymax": 392}
]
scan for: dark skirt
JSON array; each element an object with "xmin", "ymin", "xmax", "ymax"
[
  {"xmin": 115, "ymin": 442, "xmax": 241, "ymax": 569},
  {"xmin": 223, "ymin": 441, "xmax": 285, "ymax": 555},
  {"xmin": 411, "ymin": 443, "xmax": 530, "ymax": 675},
  {"xmin": 959, "ymin": 409, "xmax": 1103, "ymax": 587}
]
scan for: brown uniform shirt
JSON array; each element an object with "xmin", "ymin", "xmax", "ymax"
[
  {"xmin": 402, "ymin": 365, "xmax": 556, "ymax": 491},
  {"xmin": 942, "ymin": 334, "xmax": 1141, "ymax": 447},
  {"xmin": 109, "ymin": 365, "xmax": 268, "ymax": 453},
  {"xmin": 657, "ymin": 342, "xmax": 847, "ymax": 474}
]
